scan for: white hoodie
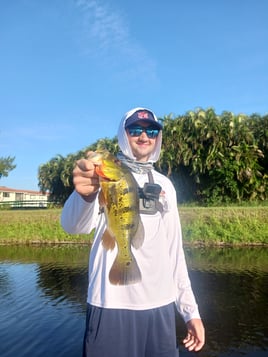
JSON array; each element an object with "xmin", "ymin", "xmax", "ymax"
[
  {"xmin": 117, "ymin": 107, "xmax": 162, "ymax": 162},
  {"xmin": 61, "ymin": 108, "xmax": 200, "ymax": 322}
]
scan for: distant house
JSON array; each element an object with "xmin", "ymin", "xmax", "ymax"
[{"xmin": 0, "ymin": 186, "xmax": 49, "ymax": 208}]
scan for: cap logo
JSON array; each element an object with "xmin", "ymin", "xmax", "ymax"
[{"xmin": 137, "ymin": 111, "xmax": 150, "ymax": 119}]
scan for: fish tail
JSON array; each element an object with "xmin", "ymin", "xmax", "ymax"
[{"xmin": 109, "ymin": 253, "xmax": 141, "ymax": 285}]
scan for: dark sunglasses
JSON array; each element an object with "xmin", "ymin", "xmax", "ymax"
[{"xmin": 127, "ymin": 126, "xmax": 160, "ymax": 139}]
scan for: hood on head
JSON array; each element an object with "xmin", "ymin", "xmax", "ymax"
[{"xmin": 117, "ymin": 107, "xmax": 162, "ymax": 162}]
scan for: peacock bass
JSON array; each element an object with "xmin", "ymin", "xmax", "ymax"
[{"xmin": 87, "ymin": 151, "xmax": 144, "ymax": 285}]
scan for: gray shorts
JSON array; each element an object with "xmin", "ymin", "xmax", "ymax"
[{"xmin": 82, "ymin": 303, "xmax": 179, "ymax": 357}]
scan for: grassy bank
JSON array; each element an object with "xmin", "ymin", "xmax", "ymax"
[
  {"xmin": 0, "ymin": 207, "xmax": 267, "ymax": 245},
  {"xmin": 179, "ymin": 206, "xmax": 268, "ymax": 245},
  {"xmin": 0, "ymin": 209, "xmax": 92, "ymax": 244}
]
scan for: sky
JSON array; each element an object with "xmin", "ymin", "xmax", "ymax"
[{"xmin": 0, "ymin": 0, "xmax": 267, "ymax": 191}]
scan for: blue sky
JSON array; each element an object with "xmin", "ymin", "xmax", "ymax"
[{"xmin": 0, "ymin": 0, "xmax": 267, "ymax": 191}]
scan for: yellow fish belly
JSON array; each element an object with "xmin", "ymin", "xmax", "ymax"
[{"xmin": 100, "ymin": 169, "xmax": 144, "ymax": 285}]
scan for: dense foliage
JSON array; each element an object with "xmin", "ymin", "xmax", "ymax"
[
  {"xmin": 38, "ymin": 108, "xmax": 268, "ymax": 205},
  {"xmin": 158, "ymin": 109, "xmax": 268, "ymax": 204}
]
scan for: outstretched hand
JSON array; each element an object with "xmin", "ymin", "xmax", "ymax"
[{"xmin": 183, "ymin": 318, "xmax": 205, "ymax": 352}]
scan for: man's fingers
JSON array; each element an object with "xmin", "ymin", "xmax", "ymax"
[
  {"xmin": 72, "ymin": 157, "xmax": 100, "ymax": 198},
  {"xmin": 183, "ymin": 332, "xmax": 205, "ymax": 352},
  {"xmin": 75, "ymin": 159, "xmax": 95, "ymax": 172}
]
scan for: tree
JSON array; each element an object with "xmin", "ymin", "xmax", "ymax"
[
  {"xmin": 0, "ymin": 156, "xmax": 16, "ymax": 179},
  {"xmin": 248, "ymin": 113, "xmax": 268, "ymax": 173},
  {"xmin": 38, "ymin": 154, "xmax": 74, "ymax": 205},
  {"xmin": 159, "ymin": 108, "xmax": 267, "ymax": 204},
  {"xmin": 38, "ymin": 109, "xmax": 268, "ymax": 205}
]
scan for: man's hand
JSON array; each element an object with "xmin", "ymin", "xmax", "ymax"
[
  {"xmin": 183, "ymin": 318, "xmax": 205, "ymax": 352},
  {"xmin": 73, "ymin": 152, "xmax": 100, "ymax": 201}
]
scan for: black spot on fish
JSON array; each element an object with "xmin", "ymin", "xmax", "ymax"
[
  {"xmin": 122, "ymin": 223, "xmax": 135, "ymax": 230},
  {"xmin": 122, "ymin": 188, "xmax": 130, "ymax": 195},
  {"xmin": 119, "ymin": 206, "xmax": 134, "ymax": 214}
]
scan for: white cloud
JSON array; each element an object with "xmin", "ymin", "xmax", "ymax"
[
  {"xmin": 76, "ymin": 0, "xmax": 127, "ymax": 51},
  {"xmin": 74, "ymin": 0, "xmax": 158, "ymax": 83}
]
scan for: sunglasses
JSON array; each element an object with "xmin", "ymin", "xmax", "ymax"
[{"xmin": 127, "ymin": 126, "xmax": 160, "ymax": 139}]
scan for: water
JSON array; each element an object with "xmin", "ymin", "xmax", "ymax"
[{"xmin": 0, "ymin": 245, "xmax": 267, "ymax": 357}]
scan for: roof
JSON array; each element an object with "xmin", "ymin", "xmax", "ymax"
[{"xmin": 0, "ymin": 186, "xmax": 48, "ymax": 195}]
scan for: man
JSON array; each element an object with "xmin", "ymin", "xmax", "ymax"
[{"xmin": 61, "ymin": 107, "xmax": 205, "ymax": 357}]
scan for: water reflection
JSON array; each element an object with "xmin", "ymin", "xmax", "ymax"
[
  {"xmin": 37, "ymin": 263, "xmax": 88, "ymax": 307},
  {"xmin": 0, "ymin": 245, "xmax": 267, "ymax": 357}
]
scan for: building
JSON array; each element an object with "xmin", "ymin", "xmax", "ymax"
[{"xmin": 0, "ymin": 186, "xmax": 49, "ymax": 208}]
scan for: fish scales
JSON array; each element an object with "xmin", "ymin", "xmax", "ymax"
[{"xmin": 88, "ymin": 151, "xmax": 144, "ymax": 285}]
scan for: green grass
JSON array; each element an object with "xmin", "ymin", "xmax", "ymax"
[
  {"xmin": 0, "ymin": 208, "xmax": 92, "ymax": 244},
  {"xmin": 179, "ymin": 206, "xmax": 268, "ymax": 245},
  {"xmin": 0, "ymin": 206, "xmax": 267, "ymax": 245}
]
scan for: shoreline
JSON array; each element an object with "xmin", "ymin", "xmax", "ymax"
[{"xmin": 1, "ymin": 207, "xmax": 268, "ymax": 246}]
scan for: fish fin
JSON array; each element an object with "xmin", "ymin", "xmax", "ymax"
[
  {"xmin": 131, "ymin": 219, "xmax": 145, "ymax": 249},
  {"xmin": 109, "ymin": 253, "xmax": 141, "ymax": 285},
  {"xmin": 102, "ymin": 229, "xmax": 116, "ymax": 250},
  {"xmin": 98, "ymin": 190, "xmax": 106, "ymax": 207}
]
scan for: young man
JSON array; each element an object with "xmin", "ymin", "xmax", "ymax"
[{"xmin": 61, "ymin": 107, "xmax": 205, "ymax": 357}]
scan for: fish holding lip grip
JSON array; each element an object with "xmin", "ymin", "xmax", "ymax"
[{"xmin": 87, "ymin": 150, "xmax": 144, "ymax": 286}]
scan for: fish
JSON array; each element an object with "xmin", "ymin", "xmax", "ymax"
[{"xmin": 87, "ymin": 150, "xmax": 144, "ymax": 285}]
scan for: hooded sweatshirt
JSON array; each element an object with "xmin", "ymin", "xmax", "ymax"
[{"xmin": 61, "ymin": 108, "xmax": 200, "ymax": 322}]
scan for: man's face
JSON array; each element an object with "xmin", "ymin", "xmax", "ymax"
[{"xmin": 126, "ymin": 121, "xmax": 160, "ymax": 162}]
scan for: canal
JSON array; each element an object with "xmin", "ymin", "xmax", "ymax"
[{"xmin": 0, "ymin": 245, "xmax": 267, "ymax": 356}]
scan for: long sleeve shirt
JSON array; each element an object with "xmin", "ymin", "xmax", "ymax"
[{"xmin": 61, "ymin": 169, "xmax": 201, "ymax": 323}]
